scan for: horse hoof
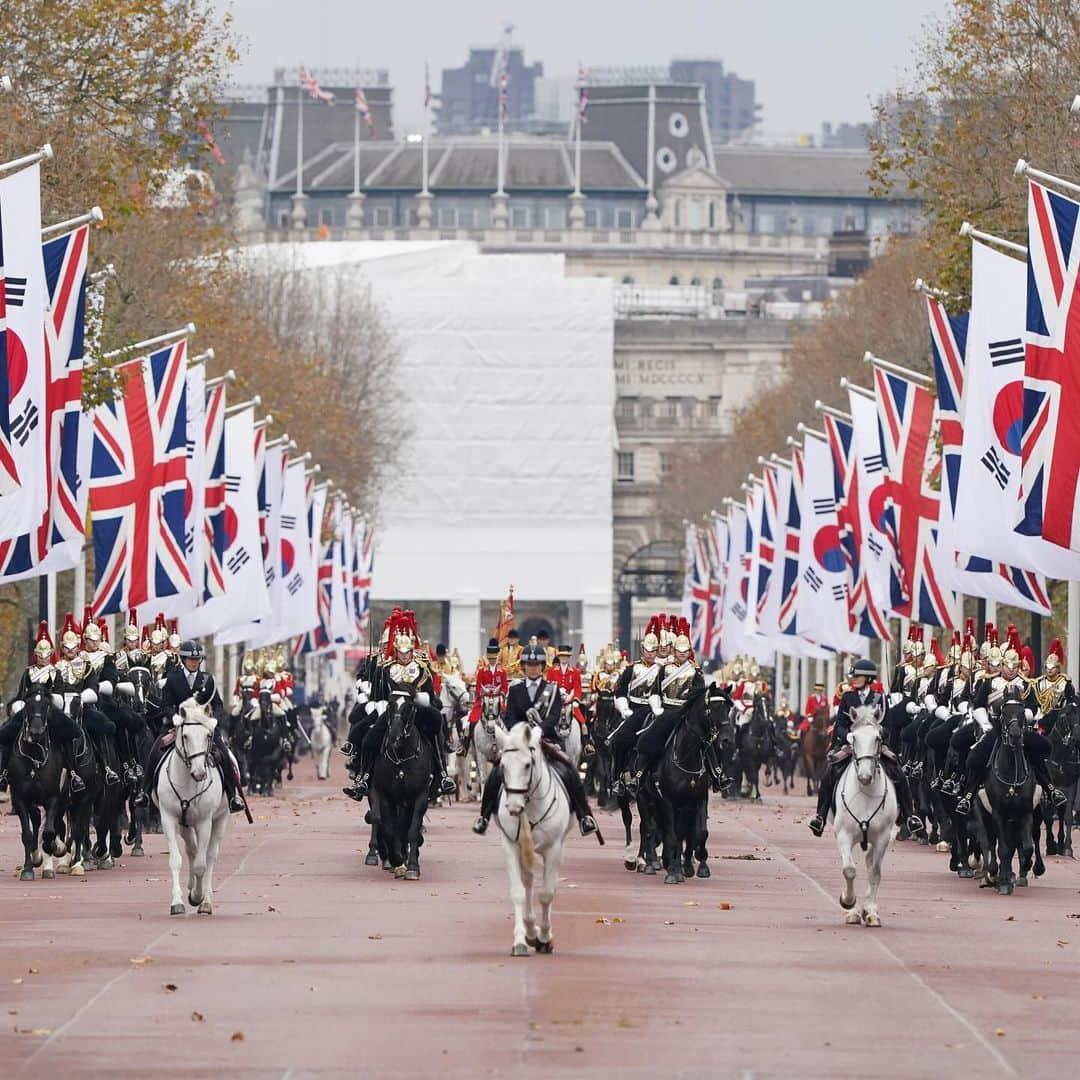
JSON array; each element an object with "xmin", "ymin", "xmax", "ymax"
[
  {"xmin": 534, "ymin": 939, "xmax": 554, "ymax": 954},
  {"xmin": 31, "ymin": 850, "xmax": 43, "ymax": 868},
  {"xmin": 1046, "ymin": 841, "xmax": 1058, "ymax": 856},
  {"xmin": 170, "ymin": 904, "xmax": 185, "ymax": 916},
  {"xmin": 644, "ymin": 863, "xmax": 656, "ymax": 876},
  {"xmin": 958, "ymin": 868, "xmax": 974, "ymax": 879},
  {"xmin": 393, "ymin": 865, "xmax": 407, "ymax": 879},
  {"xmin": 98, "ymin": 856, "xmax": 113, "ymax": 870},
  {"xmin": 696, "ymin": 863, "xmax": 711, "ymax": 879},
  {"xmin": 918, "ymin": 834, "xmax": 929, "ymax": 846},
  {"xmin": 997, "ymin": 882, "xmax": 1013, "ymax": 896},
  {"xmin": 189, "ymin": 892, "xmax": 201, "ymax": 907},
  {"xmin": 526, "ymin": 936, "xmax": 537, "ymax": 948},
  {"xmin": 42, "ymin": 869, "xmax": 55, "ymax": 880},
  {"xmin": 131, "ymin": 845, "xmax": 144, "ymax": 858},
  {"xmin": 198, "ymin": 900, "xmax": 213, "ymax": 915},
  {"xmin": 845, "ymin": 910, "xmax": 863, "ymax": 925},
  {"xmin": 382, "ymin": 861, "xmax": 393, "ymax": 873},
  {"xmin": 20, "ymin": 869, "xmax": 34, "ymax": 881},
  {"xmin": 624, "ymin": 859, "xmax": 637, "ymax": 871},
  {"xmin": 404, "ymin": 869, "xmax": 420, "ymax": 881},
  {"xmin": 839, "ymin": 894, "xmax": 856, "ymax": 911},
  {"xmin": 1017, "ymin": 876, "xmax": 1028, "ymax": 887},
  {"xmin": 1033, "ymin": 862, "xmax": 1046, "ymax": 878},
  {"xmin": 511, "ymin": 944, "xmax": 530, "ymax": 957},
  {"xmin": 70, "ymin": 862, "xmax": 84, "ymax": 877},
  {"xmin": 364, "ymin": 853, "xmax": 379, "ymax": 867},
  {"xmin": 936, "ymin": 841, "xmax": 951, "ymax": 853},
  {"xmin": 664, "ymin": 872, "xmax": 682, "ymax": 884},
  {"xmin": 862, "ymin": 912, "xmax": 882, "ymax": 928}
]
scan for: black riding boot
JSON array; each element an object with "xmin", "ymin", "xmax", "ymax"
[
  {"xmin": 809, "ymin": 759, "xmax": 843, "ymax": 836},
  {"xmin": 550, "ymin": 758, "xmax": 598, "ymax": 837},
  {"xmin": 882, "ymin": 756, "xmax": 924, "ymax": 834},
  {"xmin": 473, "ymin": 767, "xmax": 502, "ymax": 833},
  {"xmin": 61, "ymin": 740, "xmax": 86, "ymax": 793},
  {"xmin": 425, "ymin": 730, "xmax": 456, "ymax": 796},
  {"xmin": 344, "ymin": 743, "xmax": 374, "ymax": 801},
  {"xmin": 91, "ymin": 734, "xmax": 120, "ymax": 786},
  {"xmin": 1031, "ymin": 757, "xmax": 1069, "ymax": 808}
]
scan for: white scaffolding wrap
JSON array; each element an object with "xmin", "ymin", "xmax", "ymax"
[{"xmin": 242, "ymin": 242, "xmax": 615, "ymax": 665}]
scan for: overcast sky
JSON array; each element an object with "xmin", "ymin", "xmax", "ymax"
[{"xmin": 218, "ymin": 0, "xmax": 947, "ymax": 138}]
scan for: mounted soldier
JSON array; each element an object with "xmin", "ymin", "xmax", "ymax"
[
  {"xmin": 546, "ymin": 643, "xmax": 593, "ymax": 754},
  {"xmin": 607, "ymin": 616, "xmax": 665, "ymax": 795},
  {"xmin": 497, "ymin": 628, "xmax": 523, "ymax": 681},
  {"xmin": 461, "ymin": 637, "xmax": 508, "ymax": 756},
  {"xmin": 472, "ymin": 641, "xmax": 598, "ymax": 837},
  {"xmin": 80, "ymin": 611, "xmax": 142, "ymax": 784},
  {"xmin": 341, "ymin": 612, "xmax": 395, "ymax": 800},
  {"xmin": 808, "ymin": 657, "xmax": 922, "ymax": 839},
  {"xmin": 0, "ymin": 623, "xmax": 83, "ymax": 793},
  {"xmin": 135, "ymin": 640, "xmax": 246, "ymax": 815},
  {"xmin": 954, "ymin": 628, "xmax": 1067, "ymax": 816},
  {"xmin": 147, "ymin": 614, "xmax": 172, "ymax": 682},
  {"xmin": 1032, "ymin": 638, "xmax": 1075, "ymax": 726},
  {"xmin": 348, "ymin": 610, "xmax": 456, "ymax": 801}
]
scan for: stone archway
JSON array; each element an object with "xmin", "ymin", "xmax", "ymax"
[{"xmin": 615, "ymin": 538, "xmax": 684, "ymax": 652}]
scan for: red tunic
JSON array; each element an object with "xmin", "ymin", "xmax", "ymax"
[
  {"xmin": 546, "ymin": 664, "xmax": 587, "ymax": 726},
  {"xmin": 468, "ymin": 663, "xmax": 509, "ymax": 724}
]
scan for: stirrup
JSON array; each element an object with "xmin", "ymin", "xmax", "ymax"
[
  {"xmin": 339, "ymin": 741, "xmax": 353, "ymax": 756},
  {"xmin": 955, "ymin": 794, "xmax": 972, "ymax": 816},
  {"xmin": 808, "ymin": 815, "xmax": 825, "ymax": 837},
  {"xmin": 133, "ymin": 790, "xmax": 148, "ymax": 808},
  {"xmin": 472, "ymin": 815, "xmax": 489, "ymax": 835},
  {"xmin": 439, "ymin": 775, "xmax": 456, "ymax": 795},
  {"xmin": 70, "ymin": 772, "xmax": 86, "ymax": 794},
  {"xmin": 0, "ymin": 771, "xmax": 8, "ymax": 792},
  {"xmin": 104, "ymin": 766, "xmax": 120, "ymax": 787},
  {"xmin": 1049, "ymin": 786, "xmax": 1069, "ymax": 808}
]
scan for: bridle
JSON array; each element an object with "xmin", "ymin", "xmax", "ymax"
[
  {"xmin": 498, "ymin": 742, "xmax": 559, "ymax": 840},
  {"xmin": 168, "ymin": 718, "xmax": 216, "ymax": 827},
  {"xmin": 841, "ymin": 724, "xmax": 888, "ymax": 851},
  {"xmin": 16, "ymin": 689, "xmax": 53, "ymax": 774}
]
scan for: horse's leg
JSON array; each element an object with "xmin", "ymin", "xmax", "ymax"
[
  {"xmin": 536, "ymin": 840, "xmax": 561, "ymax": 953},
  {"xmin": 695, "ymin": 799, "xmax": 710, "ymax": 878},
  {"xmin": 1028, "ymin": 813, "xmax": 1044, "ymax": 880},
  {"xmin": 404, "ymin": 789, "xmax": 426, "ymax": 879},
  {"xmin": 862, "ymin": 835, "xmax": 885, "ymax": 927},
  {"xmin": 996, "ymin": 818, "xmax": 1015, "ymax": 895},
  {"xmin": 16, "ymin": 801, "xmax": 37, "ymax": 881},
  {"xmin": 200, "ymin": 810, "xmax": 226, "ymax": 915},
  {"xmin": 522, "ymin": 854, "xmax": 537, "ymax": 947},
  {"xmin": 659, "ymin": 791, "xmax": 682, "ymax": 884},
  {"xmin": 160, "ymin": 810, "xmax": 186, "ymax": 914},
  {"xmin": 502, "ymin": 834, "xmax": 530, "ymax": 957},
  {"xmin": 837, "ymin": 829, "xmax": 860, "ymax": 922},
  {"xmin": 620, "ymin": 794, "xmax": 635, "ymax": 870},
  {"xmin": 188, "ymin": 816, "xmax": 212, "ymax": 907}
]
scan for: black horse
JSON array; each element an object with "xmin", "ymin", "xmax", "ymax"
[
  {"xmin": 369, "ymin": 694, "xmax": 434, "ymax": 880},
  {"xmin": 650, "ymin": 688, "xmax": 730, "ymax": 884},
  {"xmin": 1043, "ymin": 700, "xmax": 1080, "ymax": 858},
  {"xmin": 976, "ymin": 697, "xmax": 1040, "ymax": 895},
  {"xmin": 249, "ymin": 689, "xmax": 284, "ymax": 795},
  {"xmin": 737, "ymin": 694, "xmax": 772, "ymax": 800},
  {"xmin": 121, "ymin": 666, "xmax": 158, "ymax": 852},
  {"xmin": 6, "ymin": 685, "xmax": 70, "ymax": 880}
]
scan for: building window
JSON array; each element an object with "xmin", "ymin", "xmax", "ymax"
[
  {"xmin": 674, "ymin": 198, "xmax": 682, "ymax": 228},
  {"xmin": 711, "ymin": 276, "xmax": 724, "ymax": 291},
  {"xmin": 372, "ymin": 206, "xmax": 392, "ymax": 227},
  {"xmin": 657, "ymin": 397, "xmax": 681, "ymax": 420},
  {"xmin": 544, "ymin": 204, "xmax": 566, "ymax": 228},
  {"xmin": 660, "ymin": 451, "xmax": 673, "ymax": 477},
  {"xmin": 438, "ymin": 206, "xmax": 458, "ymax": 228},
  {"xmin": 709, "ymin": 201, "xmax": 717, "ymax": 230},
  {"xmin": 318, "ymin": 207, "xmax": 334, "ymax": 227},
  {"xmin": 621, "ymin": 274, "xmax": 635, "ymax": 285},
  {"xmin": 669, "ymin": 275, "xmax": 680, "ymax": 286},
  {"xmin": 616, "ymin": 451, "xmax": 635, "ymax": 481},
  {"xmin": 511, "ymin": 205, "xmax": 531, "ymax": 228},
  {"xmin": 585, "ymin": 208, "xmax": 599, "ymax": 228},
  {"xmin": 690, "ymin": 276, "xmax": 702, "ymax": 287},
  {"xmin": 708, "ymin": 395, "xmax": 724, "ymax": 418},
  {"xmin": 615, "ymin": 207, "xmax": 634, "ymax": 229},
  {"xmin": 615, "ymin": 397, "xmax": 638, "ymax": 420}
]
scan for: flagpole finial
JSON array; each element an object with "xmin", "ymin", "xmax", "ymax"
[
  {"xmin": 1014, "ymin": 158, "xmax": 1029, "ymax": 179},
  {"xmin": 42, "ymin": 142, "xmax": 54, "ymax": 160},
  {"xmin": 958, "ymin": 221, "xmax": 972, "ymax": 238}
]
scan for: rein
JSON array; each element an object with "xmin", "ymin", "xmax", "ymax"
[
  {"xmin": 840, "ymin": 744, "xmax": 889, "ymax": 851},
  {"xmin": 167, "ymin": 721, "xmax": 217, "ymax": 827},
  {"xmin": 16, "ymin": 708, "xmax": 50, "ymax": 775},
  {"xmin": 498, "ymin": 746, "xmax": 561, "ymax": 843}
]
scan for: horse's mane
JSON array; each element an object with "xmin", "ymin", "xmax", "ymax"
[
  {"xmin": 850, "ymin": 705, "xmax": 882, "ymax": 730},
  {"xmin": 177, "ymin": 699, "xmax": 217, "ymax": 731}
]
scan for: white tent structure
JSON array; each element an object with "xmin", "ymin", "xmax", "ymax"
[{"xmin": 244, "ymin": 242, "xmax": 615, "ymax": 666}]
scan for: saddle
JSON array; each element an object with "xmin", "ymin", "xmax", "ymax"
[{"xmin": 540, "ymin": 739, "xmax": 573, "ymax": 769}]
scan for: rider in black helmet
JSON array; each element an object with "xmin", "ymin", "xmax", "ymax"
[{"xmin": 807, "ymin": 657, "xmax": 923, "ymax": 839}]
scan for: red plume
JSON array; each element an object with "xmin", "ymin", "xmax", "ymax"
[{"xmin": 1049, "ymin": 638, "xmax": 1065, "ymax": 664}]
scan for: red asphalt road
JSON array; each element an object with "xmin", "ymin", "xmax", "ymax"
[{"xmin": 2, "ymin": 761, "xmax": 1079, "ymax": 1079}]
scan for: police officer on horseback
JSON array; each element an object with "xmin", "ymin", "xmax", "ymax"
[
  {"xmin": 134, "ymin": 640, "xmax": 246, "ymax": 814},
  {"xmin": 472, "ymin": 642, "xmax": 598, "ymax": 837},
  {"xmin": 808, "ymin": 657, "xmax": 923, "ymax": 839}
]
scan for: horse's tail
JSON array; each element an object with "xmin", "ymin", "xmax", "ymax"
[{"xmin": 519, "ymin": 812, "xmax": 536, "ymax": 873}]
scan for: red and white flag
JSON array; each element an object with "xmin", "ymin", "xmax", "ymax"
[{"xmin": 355, "ymin": 88, "xmax": 375, "ymax": 136}]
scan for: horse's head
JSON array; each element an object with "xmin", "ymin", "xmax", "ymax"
[
  {"xmin": 704, "ymin": 687, "xmax": 732, "ymax": 743},
  {"xmin": 1054, "ymin": 700, "xmax": 1080, "ymax": 760},
  {"xmin": 848, "ymin": 706, "xmax": 883, "ymax": 786},
  {"xmin": 999, "ymin": 695, "xmax": 1027, "ymax": 748},
  {"xmin": 309, "ymin": 706, "xmax": 326, "ymax": 730},
  {"xmin": 174, "ymin": 700, "xmax": 217, "ymax": 783},
  {"xmin": 257, "ymin": 688, "xmax": 276, "ymax": 725},
  {"xmin": 21, "ymin": 684, "xmax": 61, "ymax": 741},
  {"xmin": 495, "ymin": 721, "xmax": 541, "ymax": 818},
  {"xmin": 387, "ymin": 693, "xmax": 414, "ymax": 753},
  {"xmin": 480, "ymin": 691, "xmax": 502, "ymax": 733},
  {"xmin": 127, "ymin": 666, "xmax": 153, "ymax": 713}
]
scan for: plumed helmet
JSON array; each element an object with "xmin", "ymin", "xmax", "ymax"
[
  {"xmin": 641, "ymin": 631, "xmax": 659, "ymax": 652},
  {"xmin": 81, "ymin": 619, "xmax": 102, "ymax": 646},
  {"xmin": 1046, "ymin": 638, "xmax": 1065, "ymax": 673},
  {"xmin": 1002, "ymin": 627, "xmax": 1021, "ymax": 671},
  {"xmin": 1020, "ymin": 645, "xmax": 1035, "ymax": 675},
  {"xmin": 911, "ymin": 625, "xmax": 925, "ymax": 659},
  {"xmin": 124, "ymin": 608, "xmax": 140, "ymax": 645},
  {"xmin": 59, "ymin": 612, "xmax": 80, "ymax": 653},
  {"xmin": 948, "ymin": 630, "xmax": 962, "ymax": 664},
  {"xmin": 521, "ymin": 643, "xmax": 546, "ymax": 666},
  {"xmin": 34, "ymin": 620, "xmax": 54, "ymax": 662},
  {"xmin": 178, "ymin": 640, "xmax": 204, "ymax": 660},
  {"xmin": 242, "ymin": 653, "xmax": 256, "ymax": 675},
  {"xmin": 392, "ymin": 631, "xmax": 414, "ymax": 655},
  {"xmin": 987, "ymin": 644, "xmax": 1003, "ymax": 670},
  {"xmin": 674, "ymin": 631, "xmax": 692, "ymax": 654},
  {"xmin": 850, "ymin": 657, "xmax": 878, "ymax": 680},
  {"xmin": 168, "ymin": 618, "xmax": 181, "ymax": 649},
  {"xmin": 958, "ymin": 645, "xmax": 975, "ymax": 672},
  {"xmin": 486, "ymin": 637, "xmax": 500, "ymax": 657},
  {"xmin": 149, "ymin": 613, "xmax": 168, "ymax": 647}
]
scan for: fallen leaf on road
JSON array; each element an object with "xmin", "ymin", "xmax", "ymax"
[
  {"xmin": 1057, "ymin": 939, "xmax": 1069, "ymax": 947},
  {"xmin": 267, "ymin": 905, "xmax": 277, "ymax": 912},
  {"xmin": 616, "ymin": 1017, "xmax": 637, "ymax": 1029},
  {"xmin": 1030, "ymin": 993, "xmax": 1046, "ymax": 1000},
  {"xmin": 722, "ymin": 853, "xmax": 770, "ymax": 861},
  {"xmin": 612, "ymin": 917, "xmax": 625, "ymax": 923},
  {"xmin": 17, "ymin": 1027, "xmax": 51, "ymax": 1036},
  {"xmin": 12, "ymin": 978, "xmax": 23, "ymax": 985},
  {"xmin": 231, "ymin": 1031, "xmax": 245, "ymax": 1042},
  {"xmin": 1005, "ymin": 916, "xmax": 1015, "ymax": 922},
  {"xmin": 719, "ymin": 903, "xmax": 732, "ymax": 911},
  {"xmin": 663, "ymin": 920, "xmax": 675, "ymax": 926},
  {"xmin": 191, "ymin": 1011, "xmax": 205, "ymax": 1023},
  {"xmin": 367, "ymin": 933, "xmax": 382, "ymax": 940},
  {"xmin": 27, "ymin": 968, "xmax": 39, "ymax": 974},
  {"xmin": 129, "ymin": 956, "xmax": 152, "ymax": 966},
  {"xmin": 995, "ymin": 1029, "xmax": 1006, "ymax": 1038},
  {"xmin": 595, "ymin": 917, "xmax": 611, "ymax": 925},
  {"xmin": 683, "ymin": 900, "xmax": 700, "ymax": 907},
  {"xmin": 162, "ymin": 983, "xmax": 178, "ymax": 993}
]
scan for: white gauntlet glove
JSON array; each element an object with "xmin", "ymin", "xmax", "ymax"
[
  {"xmin": 414, "ymin": 691, "xmax": 430, "ymax": 708},
  {"xmin": 888, "ymin": 692, "xmax": 903, "ymax": 708},
  {"xmin": 81, "ymin": 688, "xmax": 98, "ymax": 705},
  {"xmin": 934, "ymin": 705, "xmax": 949, "ymax": 721},
  {"xmin": 649, "ymin": 694, "xmax": 664, "ymax": 717},
  {"xmin": 614, "ymin": 697, "xmax": 632, "ymax": 720},
  {"xmin": 905, "ymin": 701, "xmax": 919, "ymax": 716},
  {"xmin": 98, "ymin": 680, "xmax": 114, "ymax": 696},
  {"xmin": 375, "ymin": 700, "xmax": 388, "ymax": 717}
]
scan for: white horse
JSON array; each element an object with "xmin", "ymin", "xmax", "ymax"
[
  {"xmin": 494, "ymin": 722, "xmax": 573, "ymax": 957},
  {"xmin": 470, "ymin": 692, "xmax": 505, "ymax": 799},
  {"xmin": 833, "ymin": 706, "xmax": 897, "ymax": 928},
  {"xmin": 155, "ymin": 701, "xmax": 229, "ymax": 916},
  {"xmin": 440, "ymin": 674, "xmax": 472, "ymax": 800},
  {"xmin": 309, "ymin": 706, "xmax": 332, "ymax": 780}
]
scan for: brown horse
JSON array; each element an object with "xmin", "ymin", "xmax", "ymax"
[{"xmin": 800, "ymin": 711, "xmax": 830, "ymax": 796}]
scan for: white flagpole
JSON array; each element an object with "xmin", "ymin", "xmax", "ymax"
[
  {"xmin": 496, "ymin": 77, "xmax": 505, "ymax": 196},
  {"xmin": 574, "ymin": 105, "xmax": 582, "ymax": 197},
  {"xmin": 42, "ymin": 205, "xmax": 103, "ymax": 239},
  {"xmin": 296, "ymin": 77, "xmax": 304, "ymax": 197},
  {"xmin": 1068, "ymin": 581, "xmax": 1079, "ymax": 682},
  {"xmin": 73, "ymin": 542, "xmax": 86, "ymax": 616},
  {"xmin": 353, "ymin": 99, "xmax": 360, "ymax": 195},
  {"xmin": 0, "ymin": 142, "xmax": 53, "ymax": 177}
]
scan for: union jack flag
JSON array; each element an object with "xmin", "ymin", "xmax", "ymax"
[
  {"xmin": 352, "ymin": 522, "xmax": 375, "ymax": 634},
  {"xmin": 778, "ymin": 451, "xmax": 803, "ymax": 637},
  {"xmin": 873, "ymin": 366, "xmax": 954, "ymax": 627},
  {"xmin": 927, "ymin": 294, "xmax": 1051, "ymax": 612},
  {"xmin": 312, "ymin": 536, "xmax": 334, "ymax": 651},
  {"xmin": 0, "ymin": 225, "xmax": 88, "ymax": 579},
  {"xmin": 823, "ymin": 413, "xmax": 889, "ymax": 639},
  {"xmin": 300, "ymin": 68, "xmax": 334, "ymax": 104},
  {"xmin": 704, "ymin": 519, "xmax": 725, "ymax": 661},
  {"xmin": 202, "ymin": 384, "xmax": 226, "ymax": 600},
  {"xmin": 577, "ymin": 64, "xmax": 589, "ymax": 122},
  {"xmin": 683, "ymin": 524, "xmax": 714, "ymax": 656},
  {"xmin": 1019, "ymin": 180, "xmax": 1080, "ymax": 551},
  {"xmin": 0, "ymin": 208, "xmax": 19, "ymax": 494},
  {"xmin": 756, "ymin": 470, "xmax": 779, "ymax": 623},
  {"xmin": 90, "ymin": 341, "xmax": 191, "ymax": 615}
]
